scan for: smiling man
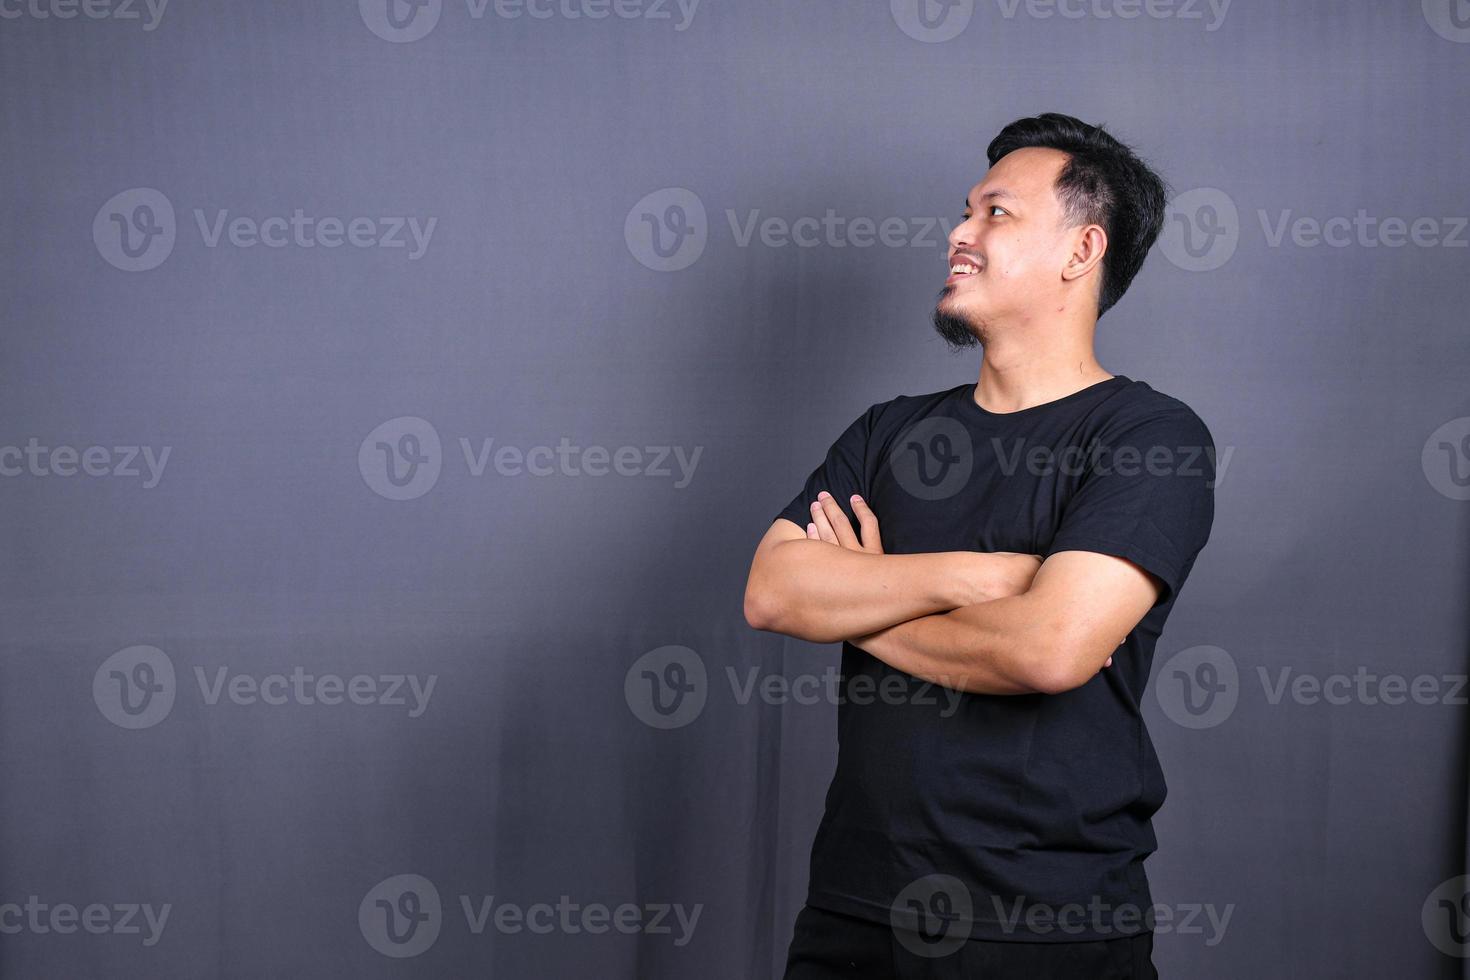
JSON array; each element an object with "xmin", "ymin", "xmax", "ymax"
[{"xmin": 744, "ymin": 113, "xmax": 1216, "ymax": 978}]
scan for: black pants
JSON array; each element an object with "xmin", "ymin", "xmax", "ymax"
[{"xmin": 783, "ymin": 904, "xmax": 1158, "ymax": 979}]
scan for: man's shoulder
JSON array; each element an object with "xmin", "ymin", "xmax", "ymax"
[
  {"xmin": 1099, "ymin": 377, "xmax": 1214, "ymax": 442},
  {"xmin": 860, "ymin": 382, "xmax": 970, "ymax": 426},
  {"xmin": 857, "ymin": 376, "xmax": 1212, "ymax": 441}
]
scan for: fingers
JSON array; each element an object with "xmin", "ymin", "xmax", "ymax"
[
  {"xmin": 848, "ymin": 494, "xmax": 883, "ymax": 554},
  {"xmin": 809, "ymin": 496, "xmax": 840, "ymax": 544},
  {"xmin": 813, "ymin": 491, "xmax": 861, "ymax": 549}
]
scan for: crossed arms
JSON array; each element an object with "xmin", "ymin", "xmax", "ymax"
[{"xmin": 743, "ymin": 491, "xmax": 1163, "ymax": 696}]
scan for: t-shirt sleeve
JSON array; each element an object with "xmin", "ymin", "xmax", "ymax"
[
  {"xmin": 1044, "ymin": 407, "xmax": 1217, "ymax": 605},
  {"xmin": 772, "ymin": 404, "xmax": 875, "ymax": 536}
]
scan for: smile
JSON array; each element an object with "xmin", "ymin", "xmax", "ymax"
[{"xmin": 946, "ymin": 260, "xmax": 979, "ymax": 283}]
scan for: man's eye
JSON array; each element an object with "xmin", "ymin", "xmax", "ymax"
[{"xmin": 990, "ymin": 205, "xmax": 1007, "ymax": 217}]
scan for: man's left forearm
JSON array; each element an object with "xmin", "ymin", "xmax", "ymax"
[{"xmin": 852, "ymin": 592, "xmax": 1074, "ymax": 696}]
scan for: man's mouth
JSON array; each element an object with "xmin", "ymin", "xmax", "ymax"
[{"xmin": 946, "ymin": 255, "xmax": 981, "ymax": 283}]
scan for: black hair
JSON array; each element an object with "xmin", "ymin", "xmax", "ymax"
[{"xmin": 985, "ymin": 112, "xmax": 1168, "ymax": 318}]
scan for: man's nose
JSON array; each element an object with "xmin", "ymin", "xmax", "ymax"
[{"xmin": 948, "ymin": 219, "xmax": 975, "ymax": 249}]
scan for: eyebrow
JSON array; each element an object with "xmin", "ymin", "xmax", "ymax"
[{"xmin": 963, "ymin": 188, "xmax": 1019, "ymax": 210}]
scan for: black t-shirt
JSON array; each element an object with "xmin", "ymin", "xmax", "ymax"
[{"xmin": 773, "ymin": 375, "xmax": 1216, "ymax": 943}]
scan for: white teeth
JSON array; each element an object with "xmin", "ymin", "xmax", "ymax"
[{"xmin": 950, "ymin": 263, "xmax": 978, "ymax": 274}]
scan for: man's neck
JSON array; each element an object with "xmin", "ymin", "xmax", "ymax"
[{"xmin": 972, "ymin": 335, "xmax": 1112, "ymax": 414}]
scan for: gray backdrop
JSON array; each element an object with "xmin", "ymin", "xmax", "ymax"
[{"xmin": 2, "ymin": 1, "xmax": 1468, "ymax": 977}]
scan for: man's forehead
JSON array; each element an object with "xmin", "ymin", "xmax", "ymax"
[
  {"xmin": 964, "ymin": 186, "xmax": 1021, "ymax": 207},
  {"xmin": 965, "ymin": 147, "xmax": 1068, "ymax": 206}
]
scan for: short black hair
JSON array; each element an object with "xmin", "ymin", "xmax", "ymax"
[{"xmin": 985, "ymin": 112, "xmax": 1168, "ymax": 318}]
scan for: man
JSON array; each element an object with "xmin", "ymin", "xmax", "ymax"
[{"xmin": 744, "ymin": 113, "xmax": 1216, "ymax": 978}]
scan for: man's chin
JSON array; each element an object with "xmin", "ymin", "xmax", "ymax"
[{"xmin": 931, "ymin": 298, "xmax": 983, "ymax": 350}]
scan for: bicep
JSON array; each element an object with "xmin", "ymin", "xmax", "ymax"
[
  {"xmin": 744, "ymin": 518, "xmax": 812, "ymax": 629},
  {"xmin": 748, "ymin": 518, "xmax": 810, "ymax": 583},
  {"xmin": 762, "ymin": 518, "xmax": 809, "ymax": 552}
]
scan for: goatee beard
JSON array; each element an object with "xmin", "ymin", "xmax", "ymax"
[{"xmin": 932, "ymin": 290, "xmax": 984, "ymax": 350}]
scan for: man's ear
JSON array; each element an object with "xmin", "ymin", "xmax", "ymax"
[{"xmin": 1061, "ymin": 224, "xmax": 1108, "ymax": 283}]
